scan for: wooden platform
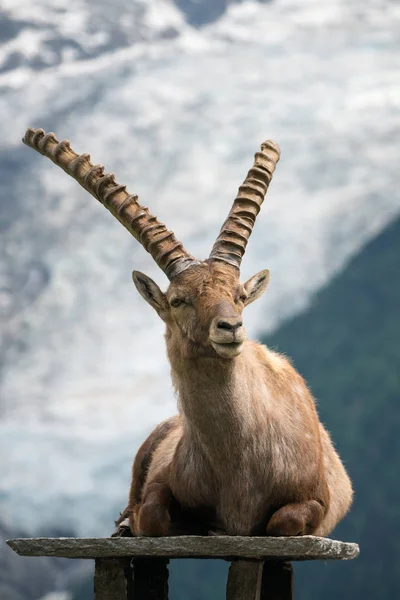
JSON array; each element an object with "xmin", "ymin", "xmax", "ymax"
[{"xmin": 7, "ymin": 536, "xmax": 359, "ymax": 599}]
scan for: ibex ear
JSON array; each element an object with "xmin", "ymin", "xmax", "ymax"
[
  {"xmin": 132, "ymin": 271, "xmax": 169, "ymax": 316},
  {"xmin": 243, "ymin": 269, "xmax": 270, "ymax": 306}
]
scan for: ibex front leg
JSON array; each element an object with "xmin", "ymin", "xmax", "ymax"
[
  {"xmin": 266, "ymin": 500, "xmax": 324, "ymax": 536},
  {"xmin": 135, "ymin": 482, "xmax": 172, "ymax": 536}
]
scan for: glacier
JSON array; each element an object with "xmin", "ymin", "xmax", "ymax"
[{"xmin": 0, "ymin": 0, "xmax": 399, "ymax": 539}]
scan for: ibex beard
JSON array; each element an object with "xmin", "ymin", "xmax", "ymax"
[{"xmin": 23, "ymin": 128, "xmax": 353, "ymax": 538}]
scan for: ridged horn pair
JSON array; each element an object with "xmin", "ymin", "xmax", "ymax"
[{"xmin": 23, "ymin": 128, "xmax": 280, "ymax": 278}]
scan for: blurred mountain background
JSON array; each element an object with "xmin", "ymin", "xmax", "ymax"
[{"xmin": 0, "ymin": 1, "xmax": 399, "ymax": 599}]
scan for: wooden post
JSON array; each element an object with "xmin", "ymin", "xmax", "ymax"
[
  {"xmin": 133, "ymin": 558, "xmax": 169, "ymax": 600},
  {"xmin": 226, "ymin": 560, "xmax": 264, "ymax": 600},
  {"xmin": 94, "ymin": 558, "xmax": 133, "ymax": 600},
  {"xmin": 260, "ymin": 561, "xmax": 293, "ymax": 600}
]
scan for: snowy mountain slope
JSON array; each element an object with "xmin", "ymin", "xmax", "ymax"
[
  {"xmin": 0, "ymin": 0, "xmax": 399, "ymax": 536},
  {"xmin": 0, "ymin": 0, "xmax": 185, "ymax": 73}
]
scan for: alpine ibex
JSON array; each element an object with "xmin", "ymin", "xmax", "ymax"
[{"xmin": 23, "ymin": 128, "xmax": 353, "ymax": 537}]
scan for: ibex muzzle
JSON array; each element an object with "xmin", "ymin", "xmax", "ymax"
[{"xmin": 210, "ymin": 306, "xmax": 246, "ymax": 358}]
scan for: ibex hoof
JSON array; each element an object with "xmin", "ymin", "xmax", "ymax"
[{"xmin": 111, "ymin": 518, "xmax": 133, "ymax": 538}]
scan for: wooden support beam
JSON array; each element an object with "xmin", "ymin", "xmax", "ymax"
[
  {"xmin": 94, "ymin": 558, "xmax": 133, "ymax": 600},
  {"xmin": 261, "ymin": 561, "xmax": 293, "ymax": 600},
  {"xmin": 226, "ymin": 560, "xmax": 264, "ymax": 600},
  {"xmin": 133, "ymin": 558, "xmax": 169, "ymax": 600}
]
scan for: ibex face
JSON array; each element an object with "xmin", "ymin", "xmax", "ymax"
[
  {"xmin": 22, "ymin": 128, "xmax": 279, "ymax": 360},
  {"xmin": 132, "ymin": 263, "xmax": 270, "ymax": 359}
]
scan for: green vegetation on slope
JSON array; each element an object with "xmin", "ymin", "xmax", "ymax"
[{"xmin": 262, "ymin": 215, "xmax": 400, "ymax": 598}]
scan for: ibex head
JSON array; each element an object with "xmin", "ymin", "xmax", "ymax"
[
  {"xmin": 133, "ymin": 263, "xmax": 270, "ymax": 359},
  {"xmin": 23, "ymin": 128, "xmax": 279, "ymax": 360}
]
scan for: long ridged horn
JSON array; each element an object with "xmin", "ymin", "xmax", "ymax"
[
  {"xmin": 23, "ymin": 127, "xmax": 198, "ymax": 279},
  {"xmin": 209, "ymin": 140, "xmax": 280, "ymax": 269}
]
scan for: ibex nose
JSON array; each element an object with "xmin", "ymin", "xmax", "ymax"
[{"xmin": 217, "ymin": 318, "xmax": 243, "ymax": 333}]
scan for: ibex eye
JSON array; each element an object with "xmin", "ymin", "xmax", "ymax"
[
  {"xmin": 239, "ymin": 294, "xmax": 247, "ymax": 303},
  {"xmin": 170, "ymin": 297, "xmax": 184, "ymax": 308}
]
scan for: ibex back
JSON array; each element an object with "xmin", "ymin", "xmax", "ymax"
[{"xmin": 23, "ymin": 128, "xmax": 353, "ymax": 537}]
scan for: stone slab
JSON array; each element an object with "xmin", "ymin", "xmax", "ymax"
[{"xmin": 7, "ymin": 536, "xmax": 359, "ymax": 561}]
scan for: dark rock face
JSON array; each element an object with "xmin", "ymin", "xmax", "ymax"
[
  {"xmin": 0, "ymin": 15, "xmax": 34, "ymax": 44},
  {"xmin": 174, "ymin": 0, "xmax": 229, "ymax": 26},
  {"xmin": 173, "ymin": 0, "xmax": 273, "ymax": 26}
]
